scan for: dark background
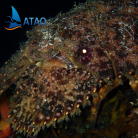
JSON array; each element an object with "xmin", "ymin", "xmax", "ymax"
[{"xmin": 0, "ymin": 0, "xmax": 87, "ymax": 68}]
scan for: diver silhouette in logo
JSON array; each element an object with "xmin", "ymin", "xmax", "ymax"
[{"xmin": 5, "ymin": 6, "xmax": 22, "ymax": 30}]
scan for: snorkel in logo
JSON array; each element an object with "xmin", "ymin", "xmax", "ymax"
[{"xmin": 5, "ymin": 6, "xmax": 22, "ymax": 30}]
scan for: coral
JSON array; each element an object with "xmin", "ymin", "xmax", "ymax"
[
  {"xmin": 0, "ymin": 0, "xmax": 138, "ymax": 137},
  {"xmin": 0, "ymin": 97, "xmax": 12, "ymax": 138},
  {"xmin": 72, "ymin": 90, "xmax": 138, "ymax": 138},
  {"xmin": 0, "ymin": 120, "xmax": 11, "ymax": 138},
  {"xmin": 0, "ymin": 99, "xmax": 10, "ymax": 121},
  {"xmin": 94, "ymin": 90, "xmax": 136, "ymax": 138},
  {"xmin": 126, "ymin": 107, "xmax": 138, "ymax": 137}
]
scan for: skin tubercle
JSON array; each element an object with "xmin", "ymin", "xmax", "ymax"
[{"xmin": 0, "ymin": 0, "xmax": 138, "ymax": 136}]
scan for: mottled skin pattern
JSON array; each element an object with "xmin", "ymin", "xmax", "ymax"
[{"xmin": 0, "ymin": 0, "xmax": 138, "ymax": 136}]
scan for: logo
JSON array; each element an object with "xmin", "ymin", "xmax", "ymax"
[
  {"xmin": 4, "ymin": 6, "xmax": 46, "ymax": 30},
  {"xmin": 5, "ymin": 6, "xmax": 22, "ymax": 30}
]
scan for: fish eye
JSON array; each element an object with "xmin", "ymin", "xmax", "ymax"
[
  {"xmin": 79, "ymin": 47, "xmax": 89, "ymax": 56},
  {"xmin": 76, "ymin": 46, "xmax": 92, "ymax": 64}
]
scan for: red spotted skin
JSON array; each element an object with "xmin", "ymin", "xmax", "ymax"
[{"xmin": 0, "ymin": 0, "xmax": 138, "ymax": 136}]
